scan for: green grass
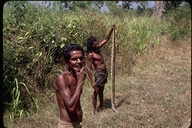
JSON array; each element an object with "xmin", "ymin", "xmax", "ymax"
[{"xmin": 4, "ymin": 39, "xmax": 191, "ymax": 128}]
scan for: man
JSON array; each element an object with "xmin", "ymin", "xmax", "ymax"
[
  {"xmin": 54, "ymin": 43, "xmax": 86, "ymax": 128},
  {"xmin": 86, "ymin": 25, "xmax": 116, "ymax": 115}
]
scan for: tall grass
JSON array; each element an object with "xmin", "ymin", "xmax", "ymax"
[{"xmin": 4, "ymin": 78, "xmax": 39, "ymax": 122}]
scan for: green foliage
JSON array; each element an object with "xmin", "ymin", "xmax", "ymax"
[
  {"xmin": 4, "ymin": 78, "xmax": 38, "ymax": 122},
  {"xmin": 166, "ymin": 1, "xmax": 183, "ymax": 10},
  {"xmin": 166, "ymin": 6, "xmax": 191, "ymax": 41},
  {"xmin": 59, "ymin": 1, "xmax": 93, "ymax": 10}
]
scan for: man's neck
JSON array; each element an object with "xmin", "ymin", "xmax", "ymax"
[{"xmin": 92, "ymin": 48, "xmax": 100, "ymax": 53}]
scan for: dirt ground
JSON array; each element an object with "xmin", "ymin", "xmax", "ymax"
[{"xmin": 4, "ymin": 39, "xmax": 191, "ymax": 128}]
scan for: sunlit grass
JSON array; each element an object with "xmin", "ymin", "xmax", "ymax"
[{"xmin": 4, "ymin": 39, "xmax": 191, "ymax": 128}]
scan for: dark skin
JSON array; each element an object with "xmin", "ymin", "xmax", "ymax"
[
  {"xmin": 86, "ymin": 25, "xmax": 116, "ymax": 115},
  {"xmin": 54, "ymin": 50, "xmax": 86, "ymax": 123}
]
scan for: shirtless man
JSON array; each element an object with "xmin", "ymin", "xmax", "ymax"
[
  {"xmin": 86, "ymin": 25, "xmax": 116, "ymax": 114},
  {"xmin": 54, "ymin": 43, "xmax": 86, "ymax": 128}
]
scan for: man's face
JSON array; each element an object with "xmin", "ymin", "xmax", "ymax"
[
  {"xmin": 92, "ymin": 41, "xmax": 99, "ymax": 48},
  {"xmin": 68, "ymin": 50, "xmax": 85, "ymax": 72}
]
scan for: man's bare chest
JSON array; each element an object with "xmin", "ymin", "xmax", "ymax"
[
  {"xmin": 68, "ymin": 78, "xmax": 78, "ymax": 94},
  {"xmin": 92, "ymin": 52, "xmax": 104, "ymax": 61}
]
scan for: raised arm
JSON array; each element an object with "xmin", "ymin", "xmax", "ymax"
[{"xmin": 99, "ymin": 24, "xmax": 116, "ymax": 48}]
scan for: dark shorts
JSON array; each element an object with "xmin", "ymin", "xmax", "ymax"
[{"xmin": 94, "ymin": 70, "xmax": 108, "ymax": 86}]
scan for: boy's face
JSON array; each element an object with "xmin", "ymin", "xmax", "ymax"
[{"xmin": 67, "ymin": 50, "xmax": 85, "ymax": 72}]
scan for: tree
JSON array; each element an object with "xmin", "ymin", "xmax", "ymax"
[
  {"xmin": 57, "ymin": 1, "xmax": 103, "ymax": 11},
  {"xmin": 121, "ymin": 1, "xmax": 132, "ymax": 9},
  {"xmin": 152, "ymin": 1, "xmax": 167, "ymax": 21},
  {"xmin": 166, "ymin": 1, "xmax": 183, "ymax": 9}
]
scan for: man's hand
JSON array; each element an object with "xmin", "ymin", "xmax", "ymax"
[
  {"xmin": 76, "ymin": 67, "xmax": 86, "ymax": 85},
  {"xmin": 91, "ymin": 82, "xmax": 96, "ymax": 89},
  {"xmin": 112, "ymin": 24, "xmax": 116, "ymax": 30},
  {"xmin": 92, "ymin": 82, "xmax": 99, "ymax": 93},
  {"xmin": 94, "ymin": 85, "xmax": 99, "ymax": 93}
]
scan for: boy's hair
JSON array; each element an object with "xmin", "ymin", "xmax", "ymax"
[
  {"xmin": 62, "ymin": 43, "xmax": 84, "ymax": 62},
  {"xmin": 86, "ymin": 36, "xmax": 98, "ymax": 53}
]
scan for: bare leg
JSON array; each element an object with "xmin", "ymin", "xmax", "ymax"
[
  {"xmin": 93, "ymin": 90, "xmax": 98, "ymax": 115},
  {"xmin": 98, "ymin": 86, "xmax": 104, "ymax": 110}
]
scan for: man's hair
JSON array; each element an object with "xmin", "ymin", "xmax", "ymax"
[
  {"xmin": 62, "ymin": 43, "xmax": 84, "ymax": 62},
  {"xmin": 86, "ymin": 36, "xmax": 98, "ymax": 53}
]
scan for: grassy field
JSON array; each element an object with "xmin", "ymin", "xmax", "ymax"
[{"xmin": 4, "ymin": 39, "xmax": 191, "ymax": 128}]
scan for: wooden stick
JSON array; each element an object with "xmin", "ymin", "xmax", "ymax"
[{"xmin": 111, "ymin": 28, "xmax": 117, "ymax": 112}]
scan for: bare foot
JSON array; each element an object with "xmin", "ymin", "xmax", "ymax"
[
  {"xmin": 98, "ymin": 106, "xmax": 105, "ymax": 112},
  {"xmin": 93, "ymin": 109, "xmax": 98, "ymax": 115}
]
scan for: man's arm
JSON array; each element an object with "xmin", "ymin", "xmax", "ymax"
[
  {"xmin": 55, "ymin": 73, "xmax": 84, "ymax": 112},
  {"xmin": 99, "ymin": 25, "xmax": 116, "ymax": 48},
  {"xmin": 86, "ymin": 53, "xmax": 95, "ymax": 88}
]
